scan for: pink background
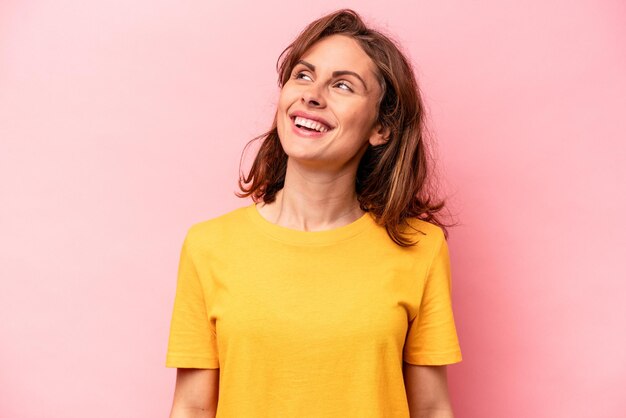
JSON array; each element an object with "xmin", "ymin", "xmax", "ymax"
[{"xmin": 1, "ymin": 1, "xmax": 625, "ymax": 417}]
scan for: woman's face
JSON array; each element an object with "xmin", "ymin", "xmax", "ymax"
[{"xmin": 276, "ymin": 34, "xmax": 388, "ymax": 171}]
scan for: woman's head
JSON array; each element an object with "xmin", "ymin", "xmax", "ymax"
[
  {"xmin": 238, "ymin": 9, "xmax": 451, "ymax": 246},
  {"xmin": 276, "ymin": 34, "xmax": 390, "ymax": 173}
]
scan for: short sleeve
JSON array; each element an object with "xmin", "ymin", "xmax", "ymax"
[
  {"xmin": 165, "ymin": 231, "xmax": 219, "ymax": 369},
  {"xmin": 403, "ymin": 232, "xmax": 462, "ymax": 365}
]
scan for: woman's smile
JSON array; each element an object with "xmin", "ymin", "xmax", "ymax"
[
  {"xmin": 289, "ymin": 111, "xmax": 335, "ymax": 138},
  {"xmin": 290, "ymin": 117, "xmax": 330, "ymax": 138}
]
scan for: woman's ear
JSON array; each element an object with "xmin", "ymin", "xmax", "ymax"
[{"xmin": 368, "ymin": 123, "xmax": 391, "ymax": 146}]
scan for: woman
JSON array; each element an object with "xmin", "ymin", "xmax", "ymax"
[{"xmin": 166, "ymin": 9, "xmax": 462, "ymax": 418}]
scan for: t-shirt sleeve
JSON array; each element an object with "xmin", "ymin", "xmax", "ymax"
[
  {"xmin": 403, "ymin": 231, "xmax": 462, "ymax": 365},
  {"xmin": 165, "ymin": 230, "xmax": 219, "ymax": 369}
]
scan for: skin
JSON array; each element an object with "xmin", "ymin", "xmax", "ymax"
[
  {"xmin": 169, "ymin": 368, "xmax": 218, "ymax": 418},
  {"xmin": 403, "ymin": 363, "xmax": 455, "ymax": 417},
  {"xmin": 170, "ymin": 34, "xmax": 454, "ymax": 418},
  {"xmin": 259, "ymin": 34, "xmax": 390, "ymax": 230}
]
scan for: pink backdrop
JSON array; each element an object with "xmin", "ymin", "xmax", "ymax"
[{"xmin": 1, "ymin": 1, "xmax": 624, "ymax": 417}]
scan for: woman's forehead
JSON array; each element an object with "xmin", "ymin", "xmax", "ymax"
[{"xmin": 298, "ymin": 35, "xmax": 377, "ymax": 78}]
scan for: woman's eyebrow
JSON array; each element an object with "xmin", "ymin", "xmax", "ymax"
[{"xmin": 296, "ymin": 59, "xmax": 368, "ymax": 91}]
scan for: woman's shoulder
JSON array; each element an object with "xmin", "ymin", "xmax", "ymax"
[
  {"xmin": 183, "ymin": 204, "xmax": 252, "ymax": 248},
  {"xmin": 401, "ymin": 216, "xmax": 445, "ymax": 239},
  {"xmin": 394, "ymin": 216, "xmax": 446, "ymax": 252}
]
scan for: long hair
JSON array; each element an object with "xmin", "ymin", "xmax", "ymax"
[{"xmin": 237, "ymin": 9, "xmax": 454, "ymax": 247}]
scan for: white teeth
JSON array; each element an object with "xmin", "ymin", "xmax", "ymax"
[{"xmin": 294, "ymin": 116, "xmax": 329, "ymax": 133}]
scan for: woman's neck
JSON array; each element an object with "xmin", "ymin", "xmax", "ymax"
[{"xmin": 256, "ymin": 160, "xmax": 365, "ymax": 232}]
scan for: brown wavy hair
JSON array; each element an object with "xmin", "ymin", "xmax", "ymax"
[{"xmin": 236, "ymin": 8, "xmax": 454, "ymax": 247}]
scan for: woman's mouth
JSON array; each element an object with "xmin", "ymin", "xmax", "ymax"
[{"xmin": 290, "ymin": 116, "xmax": 334, "ymax": 138}]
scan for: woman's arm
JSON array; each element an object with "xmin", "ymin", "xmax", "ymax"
[
  {"xmin": 403, "ymin": 363, "xmax": 454, "ymax": 418},
  {"xmin": 169, "ymin": 368, "xmax": 219, "ymax": 418}
]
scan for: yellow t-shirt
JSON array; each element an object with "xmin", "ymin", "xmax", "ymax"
[{"xmin": 166, "ymin": 203, "xmax": 462, "ymax": 417}]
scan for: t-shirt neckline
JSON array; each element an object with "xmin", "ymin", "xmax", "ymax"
[{"xmin": 245, "ymin": 202, "xmax": 374, "ymax": 245}]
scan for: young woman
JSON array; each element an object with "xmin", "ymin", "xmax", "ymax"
[{"xmin": 166, "ymin": 9, "xmax": 462, "ymax": 418}]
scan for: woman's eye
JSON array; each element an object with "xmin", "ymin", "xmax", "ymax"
[
  {"xmin": 335, "ymin": 81, "xmax": 353, "ymax": 92},
  {"xmin": 292, "ymin": 71, "xmax": 352, "ymax": 92},
  {"xmin": 294, "ymin": 72, "xmax": 312, "ymax": 81}
]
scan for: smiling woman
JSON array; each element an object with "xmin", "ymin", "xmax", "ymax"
[{"xmin": 166, "ymin": 8, "xmax": 462, "ymax": 418}]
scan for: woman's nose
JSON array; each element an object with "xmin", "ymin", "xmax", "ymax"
[{"xmin": 301, "ymin": 84, "xmax": 325, "ymax": 107}]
